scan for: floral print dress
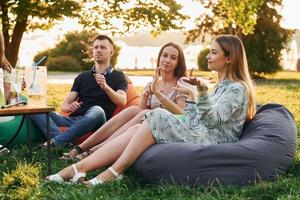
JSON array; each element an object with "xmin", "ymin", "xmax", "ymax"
[{"xmin": 145, "ymin": 80, "xmax": 248, "ymax": 146}]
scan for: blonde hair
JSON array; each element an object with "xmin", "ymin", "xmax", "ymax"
[
  {"xmin": 0, "ymin": 30, "xmax": 12, "ymax": 72},
  {"xmin": 214, "ymin": 35, "xmax": 256, "ymax": 120}
]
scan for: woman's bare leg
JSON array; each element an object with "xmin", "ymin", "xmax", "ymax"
[
  {"xmin": 89, "ymin": 109, "xmax": 150, "ymax": 151},
  {"xmin": 50, "ymin": 124, "xmax": 141, "ymax": 181},
  {"xmin": 62, "ymin": 106, "xmax": 142, "ymax": 159},
  {"xmin": 79, "ymin": 106, "xmax": 143, "ymax": 151},
  {"xmin": 85, "ymin": 120, "xmax": 156, "ymax": 183}
]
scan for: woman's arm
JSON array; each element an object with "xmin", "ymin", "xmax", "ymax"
[
  {"xmin": 151, "ymin": 70, "xmax": 185, "ymax": 114},
  {"xmin": 139, "ymin": 83, "xmax": 151, "ymax": 109},
  {"xmin": 153, "ymin": 90, "xmax": 185, "ymax": 114},
  {"xmin": 185, "ymin": 83, "xmax": 246, "ymax": 128}
]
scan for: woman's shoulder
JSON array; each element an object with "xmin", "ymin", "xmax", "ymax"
[{"xmin": 221, "ymin": 80, "xmax": 245, "ymax": 91}]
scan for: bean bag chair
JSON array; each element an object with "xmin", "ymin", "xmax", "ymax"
[
  {"xmin": 133, "ymin": 103, "xmax": 297, "ymax": 186},
  {"xmin": 61, "ymin": 76, "xmax": 141, "ymax": 144},
  {"xmin": 0, "ymin": 96, "xmax": 44, "ymax": 147},
  {"xmin": 0, "ymin": 116, "xmax": 44, "ymax": 147}
]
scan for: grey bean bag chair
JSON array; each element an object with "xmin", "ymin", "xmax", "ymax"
[{"xmin": 133, "ymin": 103, "xmax": 297, "ymax": 186}]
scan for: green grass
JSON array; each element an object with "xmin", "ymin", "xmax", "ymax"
[{"xmin": 1, "ymin": 71, "xmax": 300, "ymax": 200}]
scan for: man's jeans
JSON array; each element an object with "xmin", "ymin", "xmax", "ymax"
[{"xmin": 30, "ymin": 106, "xmax": 106, "ymax": 146}]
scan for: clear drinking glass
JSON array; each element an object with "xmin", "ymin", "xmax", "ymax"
[
  {"xmin": 25, "ymin": 66, "xmax": 47, "ymax": 106},
  {"xmin": 10, "ymin": 68, "xmax": 24, "ymax": 104}
]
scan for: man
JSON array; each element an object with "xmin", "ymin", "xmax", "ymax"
[{"xmin": 30, "ymin": 35, "xmax": 127, "ymax": 146}]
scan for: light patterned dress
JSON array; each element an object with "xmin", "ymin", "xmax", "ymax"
[
  {"xmin": 145, "ymin": 80, "xmax": 248, "ymax": 146},
  {"xmin": 143, "ymin": 82, "xmax": 185, "ymax": 109}
]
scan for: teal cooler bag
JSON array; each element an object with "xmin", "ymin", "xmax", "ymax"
[{"xmin": 0, "ymin": 116, "xmax": 44, "ymax": 147}]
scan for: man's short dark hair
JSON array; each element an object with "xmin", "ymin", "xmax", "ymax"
[{"xmin": 94, "ymin": 35, "xmax": 114, "ymax": 46}]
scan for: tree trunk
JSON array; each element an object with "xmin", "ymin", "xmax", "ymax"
[
  {"xmin": 0, "ymin": 2, "xmax": 10, "ymax": 53},
  {"xmin": 7, "ymin": 18, "xmax": 28, "ymax": 67}
]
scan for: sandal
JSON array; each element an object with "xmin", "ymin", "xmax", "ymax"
[
  {"xmin": 47, "ymin": 173, "xmax": 64, "ymax": 183},
  {"xmin": 70, "ymin": 164, "xmax": 86, "ymax": 183},
  {"xmin": 47, "ymin": 164, "xmax": 86, "ymax": 183},
  {"xmin": 75, "ymin": 149, "xmax": 93, "ymax": 160},
  {"xmin": 88, "ymin": 167, "xmax": 123, "ymax": 186},
  {"xmin": 61, "ymin": 145, "xmax": 83, "ymax": 160}
]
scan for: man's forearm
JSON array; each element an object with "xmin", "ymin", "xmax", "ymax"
[{"xmin": 104, "ymin": 87, "xmax": 127, "ymax": 106}]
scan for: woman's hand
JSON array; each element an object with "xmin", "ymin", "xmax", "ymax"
[
  {"xmin": 179, "ymin": 76, "xmax": 208, "ymax": 93},
  {"xmin": 150, "ymin": 67, "xmax": 161, "ymax": 95},
  {"xmin": 143, "ymin": 86, "xmax": 152, "ymax": 97},
  {"xmin": 173, "ymin": 81, "xmax": 196, "ymax": 102},
  {"xmin": 178, "ymin": 77, "xmax": 202, "ymax": 88}
]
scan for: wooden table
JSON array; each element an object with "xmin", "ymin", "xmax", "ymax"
[{"xmin": 0, "ymin": 105, "xmax": 55, "ymax": 174}]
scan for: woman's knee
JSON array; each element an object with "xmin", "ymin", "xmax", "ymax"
[{"xmin": 126, "ymin": 106, "xmax": 142, "ymax": 114}]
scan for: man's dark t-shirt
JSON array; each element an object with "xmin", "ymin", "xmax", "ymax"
[{"xmin": 70, "ymin": 67, "xmax": 127, "ymax": 120}]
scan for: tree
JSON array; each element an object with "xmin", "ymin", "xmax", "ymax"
[
  {"xmin": 197, "ymin": 48, "xmax": 210, "ymax": 71},
  {"xmin": 186, "ymin": 0, "xmax": 294, "ymax": 74},
  {"xmin": 1, "ymin": 0, "xmax": 187, "ymax": 67},
  {"xmin": 0, "ymin": 0, "xmax": 81, "ymax": 67}
]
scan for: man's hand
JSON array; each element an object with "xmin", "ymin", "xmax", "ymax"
[
  {"xmin": 65, "ymin": 101, "xmax": 82, "ymax": 113},
  {"xmin": 94, "ymin": 73, "xmax": 109, "ymax": 90}
]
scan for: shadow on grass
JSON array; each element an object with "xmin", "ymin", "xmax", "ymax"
[{"xmin": 254, "ymin": 78, "xmax": 300, "ymax": 88}]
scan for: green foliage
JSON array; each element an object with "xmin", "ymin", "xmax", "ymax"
[
  {"xmin": 186, "ymin": 0, "xmax": 264, "ymax": 42},
  {"xmin": 0, "ymin": 162, "xmax": 41, "ymax": 200},
  {"xmin": 79, "ymin": 0, "xmax": 187, "ymax": 35},
  {"xmin": 1, "ymin": 0, "xmax": 187, "ymax": 67},
  {"xmin": 33, "ymin": 31, "xmax": 121, "ymax": 72},
  {"xmin": 297, "ymin": 58, "xmax": 300, "ymax": 72},
  {"xmin": 46, "ymin": 56, "xmax": 81, "ymax": 72},
  {"xmin": 0, "ymin": 0, "xmax": 81, "ymax": 67},
  {"xmin": 242, "ymin": 1, "xmax": 294, "ymax": 74},
  {"xmin": 186, "ymin": 0, "xmax": 294, "ymax": 75},
  {"xmin": 197, "ymin": 48, "xmax": 210, "ymax": 71}
]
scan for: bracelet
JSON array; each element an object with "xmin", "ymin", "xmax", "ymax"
[
  {"xmin": 159, "ymin": 95, "xmax": 167, "ymax": 102},
  {"xmin": 74, "ymin": 145, "xmax": 83, "ymax": 154}
]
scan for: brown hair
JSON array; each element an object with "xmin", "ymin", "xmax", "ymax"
[
  {"xmin": 214, "ymin": 35, "xmax": 256, "ymax": 119},
  {"xmin": 0, "ymin": 31, "xmax": 12, "ymax": 72},
  {"xmin": 156, "ymin": 42, "xmax": 187, "ymax": 79},
  {"xmin": 94, "ymin": 34, "xmax": 114, "ymax": 47}
]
